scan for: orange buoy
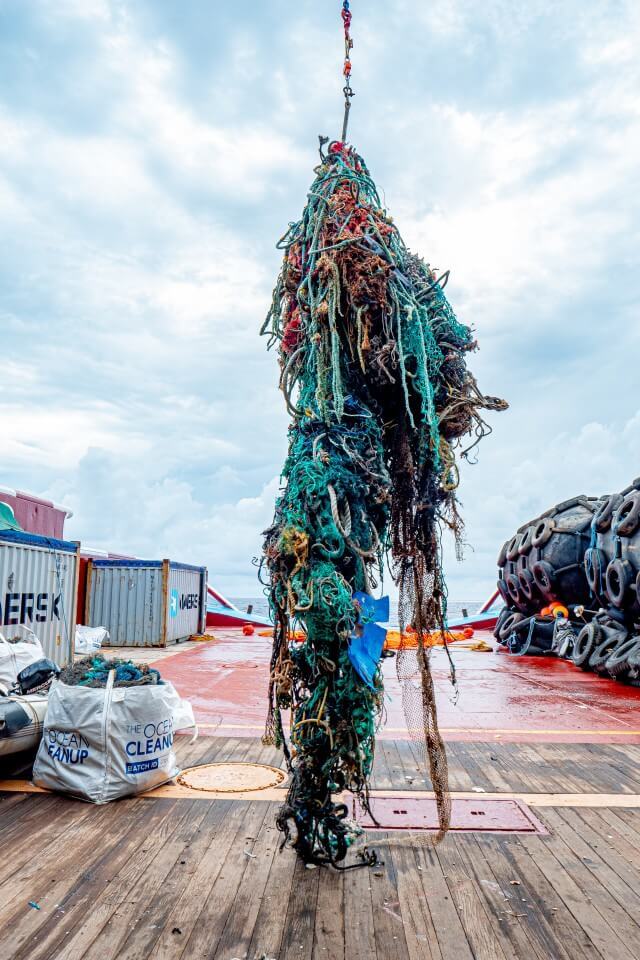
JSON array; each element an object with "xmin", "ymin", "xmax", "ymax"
[{"xmin": 242, "ymin": 624, "xmax": 255, "ymax": 636}]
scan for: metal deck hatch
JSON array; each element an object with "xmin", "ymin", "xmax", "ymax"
[
  {"xmin": 356, "ymin": 797, "xmax": 549, "ymax": 834},
  {"xmin": 177, "ymin": 762, "xmax": 286, "ymax": 793}
]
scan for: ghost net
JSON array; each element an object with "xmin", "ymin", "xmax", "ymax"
[{"xmin": 260, "ymin": 141, "xmax": 506, "ymax": 867}]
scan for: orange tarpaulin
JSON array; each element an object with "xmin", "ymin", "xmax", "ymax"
[
  {"xmin": 384, "ymin": 628, "xmax": 473, "ymax": 649},
  {"xmin": 258, "ymin": 627, "xmax": 474, "ymax": 648}
]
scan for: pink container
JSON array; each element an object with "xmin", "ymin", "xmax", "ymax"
[{"xmin": 0, "ymin": 487, "xmax": 72, "ymax": 539}]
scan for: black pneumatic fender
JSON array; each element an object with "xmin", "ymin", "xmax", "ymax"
[
  {"xmin": 612, "ymin": 490, "xmax": 640, "ymax": 537},
  {"xmin": 509, "ymin": 618, "xmax": 555, "ymax": 656},
  {"xmin": 497, "ymin": 495, "xmax": 604, "ymax": 613},
  {"xmin": 628, "ymin": 641, "xmax": 640, "ymax": 670},
  {"xmin": 0, "ymin": 701, "xmax": 32, "ymax": 738},
  {"xmin": 573, "ymin": 622, "xmax": 602, "ymax": 668},
  {"xmin": 493, "ymin": 607, "xmax": 514, "ymax": 642},
  {"xmin": 605, "ymin": 637, "xmax": 640, "ymax": 678},
  {"xmin": 518, "ymin": 569, "xmax": 539, "ymax": 602},
  {"xmin": 593, "ymin": 493, "xmax": 623, "ymax": 533},
  {"xmin": 506, "ymin": 532, "xmax": 524, "ymax": 562},
  {"xmin": 496, "ymin": 578, "xmax": 511, "ymax": 606},
  {"xmin": 529, "ymin": 497, "xmax": 602, "ymax": 606},
  {"xmin": 531, "ymin": 560, "xmax": 555, "ymax": 599},
  {"xmin": 518, "ymin": 526, "xmax": 535, "ymax": 555},
  {"xmin": 498, "ymin": 611, "xmax": 526, "ymax": 642},
  {"xmin": 531, "ymin": 517, "xmax": 556, "ymax": 549},
  {"xmin": 605, "ymin": 559, "xmax": 633, "ymax": 609},
  {"xmin": 505, "ymin": 573, "xmax": 527, "ymax": 611},
  {"xmin": 589, "ymin": 630, "xmax": 629, "ymax": 673},
  {"xmin": 497, "ymin": 539, "xmax": 510, "ymax": 568},
  {"xmin": 585, "ymin": 547, "xmax": 607, "ymax": 595}
]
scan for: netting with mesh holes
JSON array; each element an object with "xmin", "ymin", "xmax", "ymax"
[{"xmin": 259, "ymin": 141, "xmax": 506, "ymax": 868}]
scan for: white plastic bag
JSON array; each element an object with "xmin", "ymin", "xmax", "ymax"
[
  {"xmin": 33, "ymin": 675, "xmax": 193, "ymax": 803},
  {"xmin": 0, "ymin": 628, "xmax": 44, "ymax": 690},
  {"xmin": 173, "ymin": 696, "xmax": 198, "ymax": 741},
  {"xmin": 75, "ymin": 625, "xmax": 109, "ymax": 654}
]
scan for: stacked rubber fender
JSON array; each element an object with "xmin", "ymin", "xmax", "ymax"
[
  {"xmin": 495, "ymin": 480, "xmax": 640, "ymax": 683},
  {"xmin": 584, "ymin": 478, "xmax": 640, "ymax": 619},
  {"xmin": 497, "ymin": 496, "xmax": 603, "ymax": 614},
  {"xmin": 572, "ymin": 478, "xmax": 640, "ymax": 680}
]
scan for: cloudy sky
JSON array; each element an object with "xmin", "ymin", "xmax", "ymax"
[{"xmin": 2, "ymin": 0, "xmax": 639, "ymax": 600}]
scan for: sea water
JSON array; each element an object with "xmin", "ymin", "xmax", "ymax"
[{"xmin": 230, "ymin": 598, "xmax": 482, "ymax": 629}]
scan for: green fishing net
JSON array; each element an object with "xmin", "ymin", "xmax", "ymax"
[{"xmin": 260, "ymin": 141, "xmax": 506, "ymax": 867}]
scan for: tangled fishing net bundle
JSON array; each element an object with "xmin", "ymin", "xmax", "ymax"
[
  {"xmin": 60, "ymin": 655, "xmax": 162, "ymax": 688},
  {"xmin": 260, "ymin": 140, "xmax": 506, "ymax": 868}
]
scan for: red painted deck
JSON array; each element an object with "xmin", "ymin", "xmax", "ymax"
[{"xmin": 152, "ymin": 629, "xmax": 640, "ymax": 744}]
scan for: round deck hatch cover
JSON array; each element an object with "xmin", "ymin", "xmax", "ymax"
[{"xmin": 177, "ymin": 762, "xmax": 285, "ymax": 793}]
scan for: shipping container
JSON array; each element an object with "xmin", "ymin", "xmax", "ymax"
[
  {"xmin": 0, "ymin": 486, "xmax": 73, "ymax": 539},
  {"xmin": 76, "ymin": 548, "xmax": 136, "ymax": 629},
  {"xmin": 85, "ymin": 559, "xmax": 207, "ymax": 647},
  {"xmin": 0, "ymin": 529, "xmax": 79, "ymax": 667}
]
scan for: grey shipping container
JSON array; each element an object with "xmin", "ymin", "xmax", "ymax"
[
  {"xmin": 85, "ymin": 559, "xmax": 207, "ymax": 647},
  {"xmin": 0, "ymin": 529, "xmax": 79, "ymax": 667}
]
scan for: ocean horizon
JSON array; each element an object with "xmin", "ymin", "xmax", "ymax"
[{"xmin": 229, "ymin": 598, "xmax": 484, "ymax": 629}]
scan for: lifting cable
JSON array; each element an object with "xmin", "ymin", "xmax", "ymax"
[{"xmin": 341, "ymin": 1, "xmax": 354, "ymax": 141}]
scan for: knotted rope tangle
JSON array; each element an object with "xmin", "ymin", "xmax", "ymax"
[{"xmin": 260, "ymin": 141, "xmax": 506, "ymax": 868}]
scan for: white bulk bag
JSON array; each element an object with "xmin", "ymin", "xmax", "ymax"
[
  {"xmin": 0, "ymin": 628, "xmax": 44, "ymax": 691},
  {"xmin": 33, "ymin": 673, "xmax": 196, "ymax": 803},
  {"xmin": 75, "ymin": 625, "xmax": 109, "ymax": 654}
]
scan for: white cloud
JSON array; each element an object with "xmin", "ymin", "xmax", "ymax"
[
  {"xmin": 2, "ymin": 0, "xmax": 640, "ymax": 604},
  {"xmin": 3, "ymin": 404, "xmax": 144, "ymax": 470},
  {"xmin": 54, "ymin": 449, "xmax": 280, "ymax": 592},
  {"xmin": 391, "ymin": 84, "xmax": 640, "ymax": 324}
]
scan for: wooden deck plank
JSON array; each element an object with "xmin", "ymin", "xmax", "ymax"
[
  {"xmin": 583, "ymin": 743, "xmax": 640, "ymax": 793},
  {"xmin": 435, "ymin": 742, "xmax": 476, "ymax": 792},
  {"xmin": 53, "ymin": 799, "xmax": 229, "ymax": 960},
  {"xmin": 368, "ymin": 833, "xmax": 412, "ymax": 960},
  {"xmin": 210, "ymin": 803, "xmax": 280, "ymax": 960},
  {"xmin": 521, "ymin": 743, "xmax": 588, "ymax": 793},
  {"xmin": 11, "ymin": 738, "xmax": 640, "ymax": 798},
  {"xmin": 146, "ymin": 800, "xmax": 256, "ymax": 960},
  {"xmin": 245, "ymin": 827, "xmax": 298, "ymax": 960},
  {"xmin": 0, "ymin": 797, "xmax": 139, "ymax": 919},
  {"xmin": 520, "ymin": 819, "xmax": 638, "ymax": 960},
  {"xmin": 413, "ymin": 844, "xmax": 475, "ymax": 960},
  {"xmin": 384, "ymin": 739, "xmax": 414, "ymax": 790},
  {"xmin": 279, "ymin": 857, "xmax": 321, "ymax": 960},
  {"xmin": 173, "ymin": 801, "xmax": 272, "ymax": 960},
  {"xmin": 394, "ymin": 739, "xmax": 426, "ymax": 785},
  {"xmin": 343, "ymin": 855, "xmax": 378, "ymax": 960},
  {"xmin": 0, "ymin": 794, "xmax": 97, "ymax": 885},
  {"xmin": 472, "ymin": 832, "xmax": 583, "ymax": 960},
  {"xmin": 436, "ymin": 835, "xmax": 509, "ymax": 960},
  {"xmin": 2, "ymin": 738, "xmax": 640, "ymax": 958},
  {"xmin": 0, "ymin": 797, "xmax": 162, "ymax": 960},
  {"xmin": 390, "ymin": 842, "xmax": 442, "ymax": 959},
  {"xmin": 372, "ymin": 741, "xmax": 396, "ymax": 790},
  {"xmin": 18, "ymin": 798, "xmax": 201, "ymax": 960},
  {"xmin": 312, "ymin": 862, "xmax": 345, "ymax": 960},
  {"xmin": 454, "ymin": 742, "xmax": 513, "ymax": 794},
  {"xmin": 475, "ymin": 833, "xmax": 599, "ymax": 960},
  {"xmin": 448, "ymin": 832, "xmax": 549, "ymax": 960},
  {"xmin": 548, "ymin": 807, "xmax": 640, "ymax": 924},
  {"xmin": 471, "ymin": 744, "xmax": 528, "ymax": 792},
  {"xmin": 83, "ymin": 800, "xmax": 217, "ymax": 960},
  {"xmin": 587, "ymin": 807, "xmax": 640, "ymax": 862}
]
